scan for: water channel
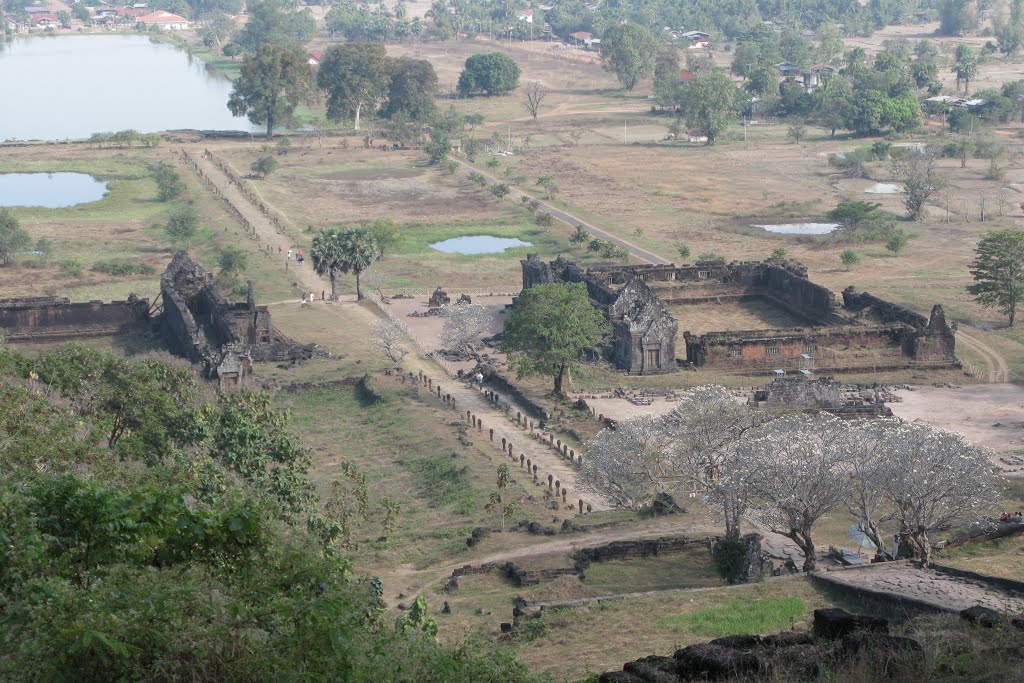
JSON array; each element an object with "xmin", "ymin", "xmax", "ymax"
[
  {"xmin": 0, "ymin": 172, "xmax": 108, "ymax": 207},
  {"xmin": 0, "ymin": 35, "xmax": 247, "ymax": 140}
]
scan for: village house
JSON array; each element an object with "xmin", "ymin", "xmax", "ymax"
[
  {"xmin": 803, "ymin": 64, "xmax": 836, "ymax": 90},
  {"xmin": 308, "ymin": 50, "xmax": 324, "ymax": 66},
  {"xmin": 30, "ymin": 12, "xmax": 59, "ymax": 27},
  {"xmin": 136, "ymin": 9, "xmax": 188, "ymax": 30},
  {"xmin": 515, "ymin": 9, "xmax": 533, "ymax": 22},
  {"xmin": 681, "ymin": 30, "xmax": 710, "ymax": 49}
]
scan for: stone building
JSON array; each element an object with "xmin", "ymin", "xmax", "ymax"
[
  {"xmin": 160, "ymin": 251, "xmax": 320, "ymax": 388},
  {"xmin": 520, "ymin": 254, "xmax": 958, "ymax": 375}
]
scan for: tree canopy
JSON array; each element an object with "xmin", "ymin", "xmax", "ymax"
[
  {"xmin": 0, "ymin": 344, "xmax": 541, "ymax": 681},
  {"xmin": 0, "ymin": 207, "xmax": 30, "ymax": 266},
  {"xmin": 317, "ymin": 43, "xmax": 392, "ymax": 131},
  {"xmin": 457, "ymin": 52, "xmax": 521, "ymax": 97},
  {"xmin": 233, "ymin": 0, "xmax": 316, "ymax": 51},
  {"xmin": 600, "ymin": 23, "xmax": 662, "ymax": 91},
  {"xmin": 967, "ymin": 228, "xmax": 1024, "ymax": 326},
  {"xmin": 676, "ymin": 70, "xmax": 741, "ymax": 145},
  {"xmin": 503, "ymin": 282, "xmax": 610, "ymax": 395},
  {"xmin": 227, "ymin": 43, "xmax": 313, "ymax": 139}
]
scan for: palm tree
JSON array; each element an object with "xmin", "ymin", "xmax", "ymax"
[
  {"xmin": 312, "ymin": 228, "xmax": 345, "ymax": 300},
  {"xmin": 338, "ymin": 227, "xmax": 377, "ymax": 300},
  {"xmin": 952, "ymin": 44, "xmax": 977, "ymax": 95}
]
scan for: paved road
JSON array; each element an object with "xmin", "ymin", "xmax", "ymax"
[{"xmin": 456, "ymin": 159, "xmax": 669, "ymax": 265}]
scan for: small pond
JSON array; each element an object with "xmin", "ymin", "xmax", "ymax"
[
  {"xmin": 0, "ymin": 173, "xmax": 108, "ymax": 208},
  {"xmin": 754, "ymin": 223, "xmax": 840, "ymax": 235},
  {"xmin": 864, "ymin": 183, "xmax": 903, "ymax": 194},
  {"xmin": 429, "ymin": 235, "xmax": 533, "ymax": 255}
]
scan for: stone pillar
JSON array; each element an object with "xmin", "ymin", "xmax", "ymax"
[
  {"xmin": 547, "ymin": 474, "xmax": 553, "ymax": 490},
  {"xmin": 533, "ymin": 464, "xmax": 538, "ymax": 479},
  {"xmin": 570, "ymin": 449, "xmax": 575, "ymax": 461},
  {"xmin": 586, "ymin": 503, "xmax": 592, "ymax": 513},
  {"xmin": 489, "ymin": 429, "xmax": 494, "ymax": 441},
  {"xmin": 501, "ymin": 437, "xmax": 507, "ymax": 451},
  {"xmin": 562, "ymin": 490, "xmax": 567, "ymax": 503},
  {"xmin": 507, "ymin": 443, "xmax": 513, "ymax": 457},
  {"xmin": 519, "ymin": 454, "xmax": 525, "ymax": 467},
  {"xmin": 578, "ymin": 498, "xmax": 584, "ymax": 514},
  {"xmin": 554, "ymin": 480, "xmax": 560, "ymax": 495}
]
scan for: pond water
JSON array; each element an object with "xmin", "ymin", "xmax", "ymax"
[
  {"xmin": 0, "ymin": 172, "xmax": 108, "ymax": 207},
  {"xmin": 0, "ymin": 35, "xmax": 247, "ymax": 140},
  {"xmin": 864, "ymin": 183, "xmax": 903, "ymax": 194},
  {"xmin": 754, "ymin": 223, "xmax": 840, "ymax": 235},
  {"xmin": 429, "ymin": 235, "xmax": 533, "ymax": 255}
]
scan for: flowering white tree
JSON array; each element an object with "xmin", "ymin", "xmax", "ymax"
[
  {"xmin": 440, "ymin": 302, "xmax": 489, "ymax": 352},
  {"xmin": 738, "ymin": 413, "xmax": 852, "ymax": 572},
  {"xmin": 579, "ymin": 413, "xmax": 676, "ymax": 509},
  {"xmin": 663, "ymin": 386, "xmax": 768, "ymax": 534},
  {"xmin": 843, "ymin": 419, "xmax": 897, "ymax": 556},
  {"xmin": 878, "ymin": 421, "xmax": 1000, "ymax": 567},
  {"xmin": 369, "ymin": 318, "xmax": 411, "ymax": 366}
]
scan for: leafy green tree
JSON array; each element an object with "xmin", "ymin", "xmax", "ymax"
[
  {"xmin": 200, "ymin": 390, "xmax": 314, "ymax": 518},
  {"xmin": 227, "ymin": 43, "xmax": 313, "ymax": 140},
  {"xmin": 503, "ymin": 282, "xmax": 610, "ymax": 395},
  {"xmin": 967, "ymin": 228, "xmax": 1024, "ymax": 326},
  {"xmin": 0, "ymin": 208, "xmax": 31, "ymax": 266},
  {"xmin": 653, "ymin": 46, "xmax": 681, "ymax": 106},
  {"xmin": 676, "ymin": 243, "xmax": 691, "ymax": 260},
  {"xmin": 457, "ymin": 52, "xmax": 520, "ymax": 96},
  {"xmin": 886, "ymin": 228, "xmax": 909, "ymax": 254},
  {"xmin": 233, "ymin": 0, "xmax": 316, "ymax": 51},
  {"xmin": 311, "ymin": 227, "xmax": 344, "ymax": 300},
  {"xmin": 425, "ymin": 131, "xmax": 451, "ymax": 164},
  {"xmin": 828, "ymin": 201, "xmax": 885, "ymax": 229},
  {"xmin": 600, "ymin": 23, "xmax": 661, "ymax": 91},
  {"xmin": 952, "ymin": 43, "xmax": 978, "ymax": 94},
  {"xmin": 939, "ymin": 0, "xmax": 979, "ymax": 37},
  {"xmin": 677, "ymin": 70, "xmax": 740, "ymax": 145},
  {"xmin": 367, "ymin": 218, "xmax": 401, "ymax": 260},
  {"xmin": 881, "ymin": 93, "xmax": 923, "ymax": 132},
  {"xmin": 217, "ymin": 245, "xmax": 248, "ymax": 274},
  {"xmin": 164, "ymin": 207, "xmax": 199, "ymax": 248},
  {"xmin": 895, "ymin": 148, "xmax": 942, "ymax": 221},
  {"xmin": 222, "ymin": 42, "xmax": 242, "ymax": 59},
  {"xmin": 150, "ymin": 161, "xmax": 185, "ymax": 202},
  {"xmin": 845, "ymin": 89, "xmax": 886, "ymax": 134},
  {"xmin": 318, "ymin": 43, "xmax": 392, "ymax": 131},
  {"xmin": 841, "ymin": 249, "xmax": 861, "ymax": 270},
  {"xmin": 490, "ymin": 183, "xmax": 510, "ymax": 200},
  {"xmin": 250, "ymin": 155, "xmax": 278, "ymax": 178},
  {"xmin": 381, "ymin": 58, "xmax": 438, "ymax": 121}
]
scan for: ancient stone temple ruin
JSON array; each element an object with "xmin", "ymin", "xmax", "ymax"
[
  {"xmin": 0, "ymin": 294, "xmax": 150, "ymax": 342},
  {"xmin": 160, "ymin": 251, "xmax": 319, "ymax": 387},
  {"xmin": 521, "ymin": 254, "xmax": 958, "ymax": 375}
]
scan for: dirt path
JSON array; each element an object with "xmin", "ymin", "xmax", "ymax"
[
  {"xmin": 455, "ymin": 159, "xmax": 669, "ymax": 265},
  {"xmin": 181, "ymin": 147, "xmax": 606, "ymax": 509},
  {"xmin": 957, "ymin": 330, "xmax": 1011, "ymax": 382}
]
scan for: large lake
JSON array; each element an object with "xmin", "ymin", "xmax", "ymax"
[{"xmin": 0, "ymin": 35, "xmax": 248, "ymax": 140}]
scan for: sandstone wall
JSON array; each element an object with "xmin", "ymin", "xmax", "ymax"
[{"xmin": 0, "ymin": 296, "xmax": 150, "ymax": 342}]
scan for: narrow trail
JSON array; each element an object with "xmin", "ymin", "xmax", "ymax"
[
  {"xmin": 957, "ymin": 330, "xmax": 1011, "ymax": 382},
  {"xmin": 181, "ymin": 147, "xmax": 606, "ymax": 509},
  {"xmin": 455, "ymin": 159, "xmax": 669, "ymax": 265}
]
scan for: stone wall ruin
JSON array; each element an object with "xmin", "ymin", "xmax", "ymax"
[
  {"xmin": 160, "ymin": 251, "xmax": 320, "ymax": 388},
  {"xmin": 0, "ymin": 295, "xmax": 150, "ymax": 342},
  {"xmin": 521, "ymin": 255, "xmax": 958, "ymax": 375}
]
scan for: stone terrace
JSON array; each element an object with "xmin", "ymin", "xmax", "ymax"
[{"xmin": 814, "ymin": 562, "xmax": 1024, "ymax": 615}]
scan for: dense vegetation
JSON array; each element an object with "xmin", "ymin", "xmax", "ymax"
[{"xmin": 0, "ymin": 345, "xmax": 541, "ymax": 682}]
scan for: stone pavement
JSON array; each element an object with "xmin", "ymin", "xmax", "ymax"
[{"xmin": 815, "ymin": 562, "xmax": 1024, "ymax": 615}]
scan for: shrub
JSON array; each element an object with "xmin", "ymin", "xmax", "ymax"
[
  {"xmin": 697, "ymin": 251, "xmax": 725, "ymax": 263},
  {"xmin": 251, "ymin": 156, "xmax": 278, "ymax": 178},
  {"xmin": 91, "ymin": 260, "xmax": 156, "ymax": 276},
  {"xmin": 58, "ymin": 259, "xmax": 82, "ymax": 277},
  {"xmin": 676, "ymin": 243, "xmax": 691, "ymax": 260},
  {"xmin": 468, "ymin": 171, "xmax": 487, "ymax": 186},
  {"xmin": 150, "ymin": 161, "xmax": 185, "ymax": 202},
  {"xmin": 571, "ymin": 225, "xmax": 590, "ymax": 244},
  {"xmin": 770, "ymin": 248, "xmax": 787, "ymax": 259},
  {"xmin": 841, "ymin": 249, "xmax": 861, "ymax": 269},
  {"xmin": 490, "ymin": 183, "xmax": 510, "ymax": 199},
  {"xmin": 711, "ymin": 530, "xmax": 748, "ymax": 584},
  {"xmin": 534, "ymin": 212, "xmax": 554, "ymax": 228},
  {"xmin": 886, "ymin": 228, "xmax": 909, "ymax": 254}
]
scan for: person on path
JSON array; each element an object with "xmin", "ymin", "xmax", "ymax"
[
  {"xmin": 278, "ymin": 245, "xmax": 282, "ymax": 254},
  {"xmin": 287, "ymin": 249, "xmax": 292, "ymax": 261},
  {"xmin": 474, "ymin": 372, "xmax": 484, "ymax": 389},
  {"xmin": 321, "ymin": 290, "xmax": 325, "ymax": 301}
]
